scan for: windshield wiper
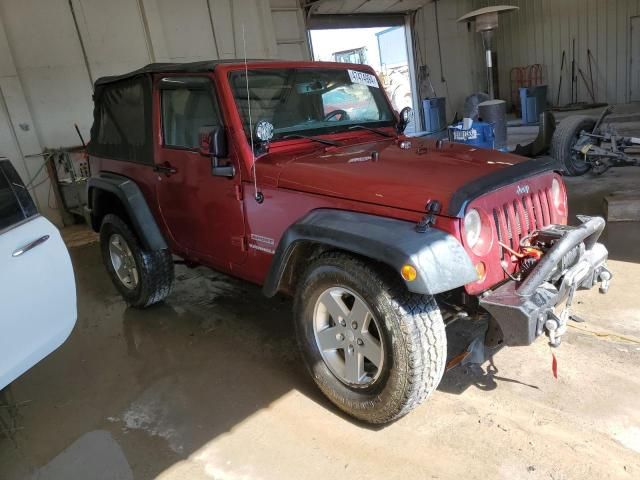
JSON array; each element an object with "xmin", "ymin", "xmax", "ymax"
[
  {"xmin": 283, "ymin": 134, "xmax": 342, "ymax": 146},
  {"xmin": 348, "ymin": 125, "xmax": 394, "ymax": 138}
]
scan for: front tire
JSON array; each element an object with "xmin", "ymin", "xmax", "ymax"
[
  {"xmin": 551, "ymin": 115, "xmax": 596, "ymax": 176},
  {"xmin": 294, "ymin": 252, "xmax": 446, "ymax": 424},
  {"xmin": 100, "ymin": 214, "xmax": 174, "ymax": 308}
]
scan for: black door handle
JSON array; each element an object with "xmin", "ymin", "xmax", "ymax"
[{"xmin": 153, "ymin": 163, "xmax": 177, "ymax": 176}]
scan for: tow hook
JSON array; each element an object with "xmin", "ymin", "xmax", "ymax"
[
  {"xmin": 598, "ymin": 268, "xmax": 612, "ymax": 294},
  {"xmin": 544, "ymin": 265, "xmax": 612, "ymax": 347},
  {"xmin": 545, "ymin": 309, "xmax": 568, "ymax": 348},
  {"xmin": 545, "ymin": 280, "xmax": 578, "ymax": 348}
]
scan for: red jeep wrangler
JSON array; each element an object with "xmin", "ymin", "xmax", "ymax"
[{"xmin": 87, "ymin": 60, "xmax": 612, "ymax": 424}]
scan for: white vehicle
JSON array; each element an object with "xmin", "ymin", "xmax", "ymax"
[{"xmin": 0, "ymin": 158, "xmax": 76, "ymax": 390}]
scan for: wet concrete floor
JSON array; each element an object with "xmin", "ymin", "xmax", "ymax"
[{"xmin": 1, "ymin": 168, "xmax": 639, "ymax": 480}]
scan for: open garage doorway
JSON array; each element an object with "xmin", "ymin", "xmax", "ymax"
[{"xmin": 309, "ymin": 23, "xmax": 419, "ymax": 133}]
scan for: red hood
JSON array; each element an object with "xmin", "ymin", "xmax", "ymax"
[{"xmin": 259, "ymin": 137, "xmax": 545, "ymax": 216}]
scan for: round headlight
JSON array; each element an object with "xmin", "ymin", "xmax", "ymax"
[
  {"xmin": 550, "ymin": 177, "xmax": 568, "ymax": 224},
  {"xmin": 551, "ymin": 177, "xmax": 562, "ymax": 207},
  {"xmin": 464, "ymin": 208, "xmax": 482, "ymax": 247}
]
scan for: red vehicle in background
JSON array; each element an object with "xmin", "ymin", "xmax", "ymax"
[{"xmin": 86, "ymin": 60, "xmax": 612, "ymax": 424}]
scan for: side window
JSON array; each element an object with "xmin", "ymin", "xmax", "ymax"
[
  {"xmin": 96, "ymin": 81, "xmax": 146, "ymax": 148},
  {"xmin": 161, "ymin": 85, "xmax": 219, "ymax": 149},
  {"xmin": 88, "ymin": 76, "xmax": 152, "ymax": 164},
  {"xmin": 0, "ymin": 160, "xmax": 37, "ymax": 231}
]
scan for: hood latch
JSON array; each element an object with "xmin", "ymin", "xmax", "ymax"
[{"xmin": 416, "ymin": 200, "xmax": 441, "ymax": 232}]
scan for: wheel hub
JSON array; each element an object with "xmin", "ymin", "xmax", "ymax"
[
  {"xmin": 108, "ymin": 233, "xmax": 139, "ymax": 290},
  {"xmin": 313, "ymin": 287, "xmax": 385, "ymax": 387}
]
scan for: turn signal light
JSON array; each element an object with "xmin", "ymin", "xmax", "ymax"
[
  {"xmin": 401, "ymin": 264, "xmax": 418, "ymax": 282},
  {"xmin": 475, "ymin": 262, "xmax": 486, "ymax": 281}
]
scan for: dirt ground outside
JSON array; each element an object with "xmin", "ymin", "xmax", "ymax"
[{"xmin": 1, "ymin": 168, "xmax": 639, "ymax": 480}]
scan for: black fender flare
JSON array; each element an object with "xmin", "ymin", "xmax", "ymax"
[
  {"xmin": 87, "ymin": 172, "xmax": 167, "ymax": 251},
  {"xmin": 262, "ymin": 209, "xmax": 477, "ymax": 297}
]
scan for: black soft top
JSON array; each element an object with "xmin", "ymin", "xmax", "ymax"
[
  {"xmin": 90, "ymin": 59, "xmax": 268, "ymax": 165},
  {"xmin": 94, "ymin": 59, "xmax": 268, "ymax": 86}
]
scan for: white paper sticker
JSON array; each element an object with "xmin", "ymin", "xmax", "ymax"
[{"xmin": 348, "ymin": 70, "xmax": 379, "ymax": 88}]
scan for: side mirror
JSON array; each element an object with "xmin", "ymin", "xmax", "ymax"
[
  {"xmin": 198, "ymin": 126, "xmax": 234, "ymax": 178},
  {"xmin": 396, "ymin": 107, "xmax": 413, "ymax": 134},
  {"xmin": 199, "ymin": 125, "xmax": 228, "ymax": 158}
]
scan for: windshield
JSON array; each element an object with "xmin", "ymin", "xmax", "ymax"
[{"xmin": 228, "ymin": 68, "xmax": 395, "ymax": 141}]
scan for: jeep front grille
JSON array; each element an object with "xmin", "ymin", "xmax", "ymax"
[{"xmin": 493, "ymin": 188, "xmax": 552, "ymax": 255}]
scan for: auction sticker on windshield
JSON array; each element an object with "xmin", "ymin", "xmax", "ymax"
[{"xmin": 348, "ymin": 70, "xmax": 379, "ymax": 88}]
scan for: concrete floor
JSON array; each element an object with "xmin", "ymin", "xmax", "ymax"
[{"xmin": 2, "ymin": 169, "xmax": 640, "ymax": 480}]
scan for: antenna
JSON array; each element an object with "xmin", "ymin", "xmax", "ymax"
[{"xmin": 243, "ymin": 24, "xmax": 264, "ymax": 204}]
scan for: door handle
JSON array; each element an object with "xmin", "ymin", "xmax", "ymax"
[
  {"xmin": 12, "ymin": 235, "xmax": 50, "ymax": 257},
  {"xmin": 153, "ymin": 163, "xmax": 177, "ymax": 176}
]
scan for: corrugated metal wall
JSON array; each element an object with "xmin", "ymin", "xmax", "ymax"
[
  {"xmin": 0, "ymin": 0, "xmax": 308, "ymax": 225},
  {"xmin": 413, "ymin": 0, "xmax": 476, "ymax": 118},
  {"xmin": 271, "ymin": 0, "xmax": 311, "ymax": 60},
  {"xmin": 470, "ymin": 0, "xmax": 640, "ymax": 107}
]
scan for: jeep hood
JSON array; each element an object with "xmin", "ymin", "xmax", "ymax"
[{"xmin": 273, "ymin": 138, "xmax": 556, "ymax": 217}]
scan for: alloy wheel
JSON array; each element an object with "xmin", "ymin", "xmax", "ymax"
[
  {"xmin": 313, "ymin": 287, "xmax": 385, "ymax": 387},
  {"xmin": 108, "ymin": 233, "xmax": 139, "ymax": 290}
]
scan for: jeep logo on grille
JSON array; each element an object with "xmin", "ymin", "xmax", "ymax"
[{"xmin": 516, "ymin": 184, "xmax": 530, "ymax": 195}]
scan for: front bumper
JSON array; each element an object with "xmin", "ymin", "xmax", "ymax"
[{"xmin": 479, "ymin": 216, "xmax": 611, "ymax": 347}]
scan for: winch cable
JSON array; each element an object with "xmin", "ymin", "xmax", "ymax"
[
  {"xmin": 547, "ymin": 323, "xmax": 640, "ymax": 380},
  {"xmin": 567, "ymin": 323, "xmax": 640, "ymax": 345}
]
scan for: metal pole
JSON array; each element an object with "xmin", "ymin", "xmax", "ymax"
[
  {"xmin": 556, "ymin": 50, "xmax": 565, "ymax": 106},
  {"xmin": 578, "ymin": 68, "xmax": 595, "ymax": 102},
  {"xmin": 587, "ymin": 49, "xmax": 595, "ymax": 101},
  {"xmin": 487, "ymin": 49, "xmax": 494, "ymax": 99},
  {"xmin": 482, "ymin": 30, "xmax": 495, "ymax": 99},
  {"xmin": 571, "ymin": 38, "xmax": 577, "ymax": 103}
]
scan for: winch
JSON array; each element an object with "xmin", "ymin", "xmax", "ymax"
[
  {"xmin": 483, "ymin": 217, "xmax": 611, "ymax": 348},
  {"xmin": 499, "ymin": 224, "xmax": 584, "ymax": 283},
  {"xmin": 520, "ymin": 225, "xmax": 590, "ymax": 347},
  {"xmin": 519, "ymin": 225, "xmax": 584, "ymax": 281}
]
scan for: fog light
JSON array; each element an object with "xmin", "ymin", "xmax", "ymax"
[
  {"xmin": 401, "ymin": 264, "xmax": 417, "ymax": 282},
  {"xmin": 475, "ymin": 262, "xmax": 486, "ymax": 281}
]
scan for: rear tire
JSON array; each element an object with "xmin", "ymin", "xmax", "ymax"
[
  {"xmin": 551, "ymin": 115, "xmax": 596, "ymax": 176},
  {"xmin": 100, "ymin": 214, "xmax": 174, "ymax": 308},
  {"xmin": 294, "ymin": 252, "xmax": 446, "ymax": 424}
]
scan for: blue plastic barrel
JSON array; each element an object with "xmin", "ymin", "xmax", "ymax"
[
  {"xmin": 519, "ymin": 85, "xmax": 548, "ymax": 124},
  {"xmin": 422, "ymin": 97, "xmax": 446, "ymax": 134}
]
